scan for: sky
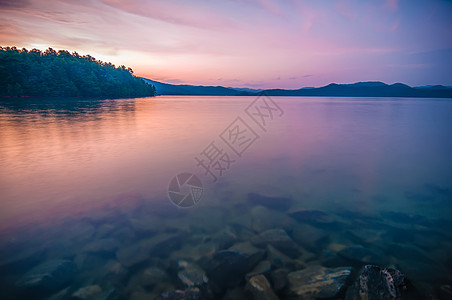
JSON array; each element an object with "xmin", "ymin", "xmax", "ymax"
[{"xmin": 0, "ymin": 0, "xmax": 451, "ymax": 89}]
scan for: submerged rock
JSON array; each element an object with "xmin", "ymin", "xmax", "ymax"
[
  {"xmin": 188, "ymin": 206, "xmax": 228, "ymax": 234},
  {"xmin": 345, "ymin": 228, "xmax": 385, "ymax": 248},
  {"xmin": 214, "ymin": 229, "xmax": 237, "ymax": 250},
  {"xmin": 385, "ymin": 243, "xmax": 432, "ymax": 263},
  {"xmin": 0, "ymin": 238, "xmax": 46, "ymax": 270},
  {"xmin": 71, "ymin": 285, "xmax": 103, "ymax": 300},
  {"xmin": 74, "ymin": 253, "xmax": 107, "ymax": 273},
  {"xmin": 320, "ymin": 250, "xmax": 350, "ymax": 268},
  {"xmin": 337, "ymin": 246, "xmax": 385, "ymax": 265},
  {"xmin": 246, "ymin": 260, "xmax": 272, "ymax": 280},
  {"xmin": 439, "ymin": 284, "xmax": 452, "ymax": 300},
  {"xmin": 248, "ymin": 192, "xmax": 292, "ymax": 210},
  {"xmin": 47, "ymin": 287, "xmax": 70, "ymax": 300},
  {"xmin": 156, "ymin": 287, "xmax": 202, "ymax": 300},
  {"xmin": 380, "ymin": 211, "xmax": 430, "ymax": 226},
  {"xmin": 266, "ymin": 245, "xmax": 304, "ymax": 270},
  {"xmin": 251, "ymin": 229, "xmax": 301, "ymax": 258},
  {"xmin": 247, "ymin": 274, "xmax": 279, "ymax": 300},
  {"xmin": 171, "ymin": 240, "xmax": 217, "ymax": 264},
  {"xmin": 116, "ymin": 242, "xmax": 151, "ymax": 268},
  {"xmin": 223, "ymin": 286, "xmax": 250, "ymax": 300},
  {"xmin": 251, "ymin": 206, "xmax": 296, "ymax": 233},
  {"xmin": 116, "ymin": 233, "xmax": 182, "ymax": 267},
  {"xmin": 287, "ymin": 265, "xmax": 352, "ymax": 299},
  {"xmin": 206, "ymin": 243, "xmax": 265, "ymax": 288},
  {"xmin": 16, "ymin": 259, "xmax": 76, "ymax": 291},
  {"xmin": 100, "ymin": 260, "xmax": 128, "ymax": 285},
  {"xmin": 271, "ymin": 268, "xmax": 289, "ymax": 292},
  {"xmin": 345, "ymin": 265, "xmax": 407, "ymax": 300},
  {"xmin": 205, "ymin": 250, "xmax": 252, "ymax": 288},
  {"xmin": 228, "ymin": 242, "xmax": 266, "ymax": 270},
  {"xmin": 288, "ymin": 209, "xmax": 336, "ymax": 227},
  {"xmin": 290, "ymin": 223, "xmax": 329, "ymax": 252},
  {"xmin": 130, "ymin": 266, "xmax": 170, "ymax": 289},
  {"xmin": 82, "ymin": 238, "xmax": 119, "ymax": 254},
  {"xmin": 177, "ymin": 267, "xmax": 208, "ymax": 289},
  {"xmin": 129, "ymin": 217, "xmax": 164, "ymax": 234}
]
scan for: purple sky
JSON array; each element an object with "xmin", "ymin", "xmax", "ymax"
[{"xmin": 1, "ymin": 0, "xmax": 451, "ymax": 88}]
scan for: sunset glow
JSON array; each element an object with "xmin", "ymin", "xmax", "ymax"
[{"xmin": 1, "ymin": 0, "xmax": 451, "ymax": 88}]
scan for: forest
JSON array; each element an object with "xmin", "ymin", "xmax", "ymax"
[{"xmin": 0, "ymin": 47, "xmax": 156, "ymax": 98}]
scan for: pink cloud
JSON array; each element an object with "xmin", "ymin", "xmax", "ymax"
[
  {"xmin": 383, "ymin": 0, "xmax": 398, "ymax": 11},
  {"xmin": 100, "ymin": 0, "xmax": 234, "ymax": 30},
  {"xmin": 391, "ymin": 20, "xmax": 399, "ymax": 31}
]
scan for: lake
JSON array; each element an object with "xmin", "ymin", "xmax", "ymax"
[{"xmin": 0, "ymin": 96, "xmax": 451, "ymax": 299}]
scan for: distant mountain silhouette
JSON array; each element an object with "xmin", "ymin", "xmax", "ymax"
[
  {"xmin": 263, "ymin": 82, "xmax": 452, "ymax": 98},
  {"xmin": 142, "ymin": 79, "xmax": 254, "ymax": 96},
  {"xmin": 144, "ymin": 79, "xmax": 452, "ymax": 98}
]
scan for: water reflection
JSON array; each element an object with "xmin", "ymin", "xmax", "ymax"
[{"xmin": 0, "ymin": 96, "xmax": 451, "ymax": 299}]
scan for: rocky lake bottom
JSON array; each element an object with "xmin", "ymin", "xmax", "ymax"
[{"xmin": 0, "ymin": 191, "xmax": 451, "ymax": 300}]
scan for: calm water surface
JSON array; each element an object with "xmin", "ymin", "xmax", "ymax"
[{"xmin": 0, "ymin": 96, "xmax": 451, "ymax": 299}]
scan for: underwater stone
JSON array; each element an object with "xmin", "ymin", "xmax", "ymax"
[
  {"xmin": 251, "ymin": 229, "xmax": 301, "ymax": 258},
  {"xmin": 345, "ymin": 265, "xmax": 407, "ymax": 300},
  {"xmin": 288, "ymin": 209, "xmax": 336, "ymax": 227},
  {"xmin": 171, "ymin": 240, "xmax": 217, "ymax": 264},
  {"xmin": 129, "ymin": 217, "xmax": 164, "ymax": 234},
  {"xmin": 320, "ymin": 250, "xmax": 350, "ymax": 268},
  {"xmin": 156, "ymin": 287, "xmax": 203, "ymax": 300},
  {"xmin": 82, "ymin": 238, "xmax": 119, "ymax": 254},
  {"xmin": 228, "ymin": 242, "xmax": 266, "ymax": 270},
  {"xmin": 116, "ymin": 243, "xmax": 150, "ymax": 268},
  {"xmin": 177, "ymin": 267, "xmax": 208, "ymax": 289},
  {"xmin": 287, "ymin": 265, "xmax": 352, "ymax": 299},
  {"xmin": 290, "ymin": 223, "xmax": 329, "ymax": 252},
  {"xmin": 71, "ymin": 285, "xmax": 103, "ymax": 300},
  {"xmin": 116, "ymin": 233, "xmax": 182, "ymax": 267},
  {"xmin": 380, "ymin": 211, "xmax": 430, "ymax": 226},
  {"xmin": 149, "ymin": 233, "xmax": 184, "ymax": 256},
  {"xmin": 251, "ymin": 206, "xmax": 296, "ymax": 233},
  {"xmin": 223, "ymin": 286, "xmax": 250, "ymax": 300},
  {"xmin": 16, "ymin": 259, "xmax": 76, "ymax": 291},
  {"xmin": 266, "ymin": 245, "xmax": 304, "ymax": 271},
  {"xmin": 136, "ymin": 266, "xmax": 170, "ymax": 288},
  {"xmin": 246, "ymin": 274, "xmax": 279, "ymax": 300},
  {"xmin": 245, "ymin": 260, "xmax": 272, "ymax": 280},
  {"xmin": 247, "ymin": 192, "xmax": 292, "ymax": 210},
  {"xmin": 206, "ymin": 245, "xmax": 264, "ymax": 288},
  {"xmin": 100, "ymin": 260, "xmax": 128, "ymax": 285},
  {"xmin": 385, "ymin": 243, "xmax": 432, "ymax": 263},
  {"xmin": 345, "ymin": 228, "xmax": 386, "ymax": 248},
  {"xmin": 215, "ymin": 229, "xmax": 237, "ymax": 250},
  {"xmin": 337, "ymin": 246, "xmax": 385, "ymax": 265},
  {"xmin": 271, "ymin": 268, "xmax": 289, "ymax": 292},
  {"xmin": 439, "ymin": 284, "xmax": 452, "ymax": 300},
  {"xmin": 205, "ymin": 250, "xmax": 251, "ymax": 288}
]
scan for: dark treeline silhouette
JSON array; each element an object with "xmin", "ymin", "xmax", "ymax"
[{"xmin": 0, "ymin": 46, "xmax": 156, "ymax": 98}]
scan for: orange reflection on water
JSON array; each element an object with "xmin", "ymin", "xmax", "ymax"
[{"xmin": 0, "ymin": 96, "xmax": 242, "ymax": 231}]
